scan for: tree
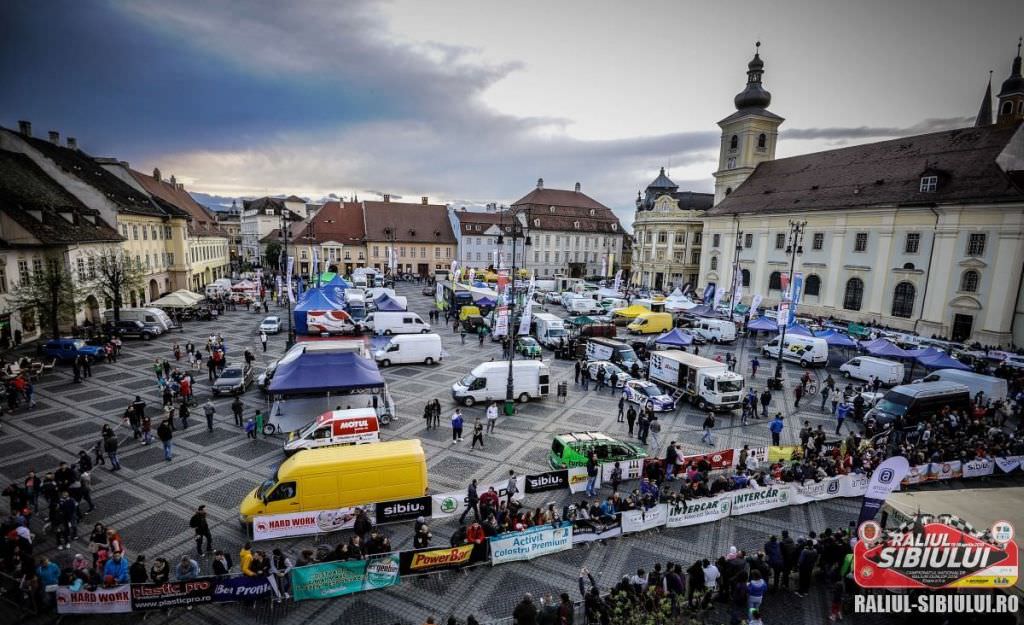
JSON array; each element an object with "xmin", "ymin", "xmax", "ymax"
[
  {"xmin": 6, "ymin": 257, "xmax": 85, "ymax": 338},
  {"xmin": 89, "ymin": 251, "xmax": 145, "ymax": 323},
  {"xmin": 265, "ymin": 241, "xmax": 282, "ymax": 270}
]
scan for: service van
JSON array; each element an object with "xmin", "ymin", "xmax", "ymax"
[
  {"xmin": 915, "ymin": 369, "xmax": 1007, "ymax": 404},
  {"xmin": 692, "ymin": 318, "xmax": 737, "ymax": 343},
  {"xmin": 533, "ymin": 313, "xmax": 567, "ymax": 348},
  {"xmin": 204, "ymin": 278, "xmax": 233, "ymax": 298},
  {"xmin": 762, "ymin": 334, "xmax": 828, "ymax": 367},
  {"xmin": 627, "ymin": 312, "xmax": 673, "ymax": 335},
  {"xmin": 102, "ymin": 307, "xmax": 173, "ymax": 333},
  {"xmin": 374, "ymin": 333, "xmax": 443, "ymax": 366},
  {"xmin": 284, "ymin": 408, "xmax": 381, "ymax": 455},
  {"xmin": 451, "ymin": 360, "xmax": 550, "ymax": 406},
  {"xmin": 362, "ymin": 311, "xmax": 430, "ymax": 335},
  {"xmin": 567, "ymin": 297, "xmax": 602, "ymax": 316},
  {"xmin": 240, "ymin": 440, "xmax": 427, "ymax": 526},
  {"xmin": 867, "ymin": 381, "xmax": 970, "ymax": 428},
  {"xmin": 839, "ymin": 356, "xmax": 904, "ymax": 386}
]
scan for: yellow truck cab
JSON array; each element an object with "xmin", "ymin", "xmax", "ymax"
[
  {"xmin": 628, "ymin": 312, "xmax": 673, "ymax": 335},
  {"xmin": 239, "ymin": 439, "xmax": 427, "ymax": 526}
]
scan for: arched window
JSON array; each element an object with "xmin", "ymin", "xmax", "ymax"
[
  {"xmin": 959, "ymin": 270, "xmax": 979, "ymax": 293},
  {"xmin": 729, "ymin": 135, "xmax": 738, "ymax": 150},
  {"xmin": 1002, "ymin": 101, "xmax": 1014, "ymax": 116},
  {"xmin": 710, "ymin": 256, "xmax": 718, "ymax": 271},
  {"xmin": 757, "ymin": 133, "xmax": 766, "ymax": 148},
  {"xmin": 768, "ymin": 271, "xmax": 782, "ymax": 290},
  {"xmin": 725, "ymin": 187, "xmax": 733, "ymax": 196},
  {"xmin": 843, "ymin": 278, "xmax": 864, "ymax": 311},
  {"xmin": 804, "ymin": 274, "xmax": 821, "ymax": 296},
  {"xmin": 902, "ymin": 262, "xmax": 915, "ymax": 270},
  {"xmin": 741, "ymin": 269, "xmax": 750, "ymax": 287},
  {"xmin": 891, "ymin": 282, "xmax": 915, "ymax": 318}
]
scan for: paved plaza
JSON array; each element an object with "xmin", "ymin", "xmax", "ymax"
[{"xmin": 3, "ymin": 284, "xmax": 933, "ymax": 624}]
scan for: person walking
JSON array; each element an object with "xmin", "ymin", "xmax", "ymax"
[
  {"xmin": 202, "ymin": 399, "xmax": 216, "ymax": 432},
  {"xmin": 637, "ymin": 410, "xmax": 649, "ymax": 445},
  {"xmin": 701, "ymin": 413, "xmax": 715, "ymax": 446},
  {"xmin": 459, "ymin": 479, "xmax": 479, "ymax": 524},
  {"xmin": 245, "ymin": 417, "xmax": 257, "ymax": 440},
  {"xmin": 769, "ymin": 414, "xmax": 784, "ymax": 446},
  {"xmin": 617, "ymin": 395, "xmax": 625, "ymax": 423},
  {"xmin": 231, "ymin": 396, "xmax": 244, "ymax": 427},
  {"xmin": 450, "ymin": 409, "xmax": 464, "ymax": 443},
  {"xmin": 255, "ymin": 409, "xmax": 265, "ymax": 438},
  {"xmin": 260, "ymin": 331, "xmax": 268, "ymax": 353},
  {"xmin": 626, "ymin": 405, "xmax": 637, "ymax": 437},
  {"xmin": 835, "ymin": 400, "xmax": 851, "ymax": 435},
  {"xmin": 486, "ymin": 402, "xmax": 498, "ymax": 433},
  {"xmin": 190, "ymin": 505, "xmax": 213, "ymax": 556},
  {"xmin": 470, "ymin": 418, "xmax": 485, "ymax": 449},
  {"xmin": 750, "ymin": 357, "xmax": 760, "ymax": 378},
  {"xmin": 819, "ymin": 384, "xmax": 830, "ymax": 411},
  {"xmin": 794, "ymin": 383, "xmax": 804, "ymax": 409},
  {"xmin": 759, "ymin": 388, "xmax": 772, "ymax": 419},
  {"xmin": 574, "ymin": 360, "xmax": 581, "ymax": 385},
  {"xmin": 581, "ymin": 366, "xmax": 590, "ymax": 391},
  {"xmin": 505, "ymin": 470, "xmax": 519, "ymax": 505},
  {"xmin": 72, "ymin": 355, "xmax": 82, "ymax": 383},
  {"xmin": 103, "ymin": 426, "xmax": 121, "ymax": 471},
  {"xmin": 157, "ymin": 419, "xmax": 173, "ymax": 461},
  {"xmin": 609, "ymin": 371, "xmax": 619, "ymax": 394},
  {"xmin": 179, "ymin": 400, "xmax": 190, "ymax": 430},
  {"xmin": 829, "ymin": 387, "xmax": 842, "ymax": 415}
]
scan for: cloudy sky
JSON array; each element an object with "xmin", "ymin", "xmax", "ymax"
[{"xmin": 2, "ymin": 0, "xmax": 1021, "ymax": 223}]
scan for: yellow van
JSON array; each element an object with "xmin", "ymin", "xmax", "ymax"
[
  {"xmin": 628, "ymin": 312, "xmax": 673, "ymax": 335},
  {"xmin": 239, "ymin": 439, "xmax": 428, "ymax": 524},
  {"xmin": 459, "ymin": 305, "xmax": 481, "ymax": 321}
]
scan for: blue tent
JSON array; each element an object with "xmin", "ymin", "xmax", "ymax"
[
  {"xmin": 917, "ymin": 352, "xmax": 971, "ymax": 371},
  {"xmin": 654, "ymin": 328, "xmax": 693, "ymax": 347},
  {"xmin": 865, "ymin": 340, "xmax": 912, "ymax": 359},
  {"xmin": 374, "ymin": 294, "xmax": 406, "ymax": 312},
  {"xmin": 325, "ymin": 275, "xmax": 350, "ymax": 288},
  {"xmin": 906, "ymin": 346, "xmax": 941, "ymax": 359},
  {"xmin": 293, "ymin": 289, "xmax": 345, "ymax": 334},
  {"xmin": 747, "ymin": 317, "xmax": 779, "ymax": 332},
  {"xmin": 785, "ymin": 323, "xmax": 814, "ymax": 337},
  {"xmin": 475, "ymin": 297, "xmax": 497, "ymax": 307},
  {"xmin": 269, "ymin": 351, "xmax": 385, "ymax": 394},
  {"xmin": 688, "ymin": 304, "xmax": 718, "ymax": 318},
  {"xmin": 814, "ymin": 330, "xmax": 858, "ymax": 348}
]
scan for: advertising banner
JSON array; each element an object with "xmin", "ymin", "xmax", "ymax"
[
  {"xmin": 253, "ymin": 507, "xmax": 367, "ymax": 541},
  {"xmin": 962, "ymin": 459, "xmax": 994, "ymax": 479},
  {"xmin": 490, "ymin": 523, "xmax": 573, "ymax": 565},
  {"xmin": 621, "ymin": 504, "xmax": 669, "ymax": 534},
  {"xmin": 432, "ymin": 476, "xmax": 525, "ymax": 517},
  {"xmin": 435, "ymin": 283, "xmax": 444, "ymax": 304},
  {"xmin": 525, "ymin": 470, "xmax": 568, "ymax": 494},
  {"xmin": 131, "ymin": 579, "xmax": 216, "ymax": 611},
  {"xmin": 666, "ymin": 495, "xmax": 732, "ymax": 528},
  {"xmin": 901, "ymin": 464, "xmax": 928, "ymax": 486},
  {"xmin": 791, "ymin": 476, "xmax": 844, "ymax": 504},
  {"xmin": 375, "ymin": 496, "xmax": 432, "ymax": 525},
  {"xmin": 731, "ymin": 486, "xmax": 792, "ymax": 516},
  {"xmin": 788, "ymin": 272, "xmax": 803, "ymax": 325},
  {"xmin": 994, "ymin": 456, "xmax": 1023, "ymax": 474},
  {"xmin": 212, "ymin": 575, "xmax": 281, "ymax": 603},
  {"xmin": 567, "ymin": 466, "xmax": 596, "ymax": 494},
  {"xmin": 678, "ymin": 449, "xmax": 735, "ymax": 472},
  {"xmin": 927, "ymin": 461, "xmax": 962, "ymax": 481},
  {"xmin": 291, "ymin": 554, "xmax": 400, "ymax": 602},
  {"xmin": 602, "ymin": 459, "xmax": 644, "ymax": 483},
  {"xmin": 859, "ymin": 455, "xmax": 910, "ymax": 525},
  {"xmin": 493, "ymin": 305, "xmax": 509, "ymax": 337},
  {"xmin": 399, "ymin": 544, "xmax": 487, "ymax": 576},
  {"xmin": 840, "ymin": 473, "xmax": 870, "ymax": 498},
  {"xmin": 571, "ymin": 516, "xmax": 623, "ymax": 544},
  {"xmin": 56, "ymin": 585, "xmax": 132, "ymax": 614}
]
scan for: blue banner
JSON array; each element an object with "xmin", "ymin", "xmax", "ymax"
[
  {"xmin": 702, "ymin": 283, "xmax": 715, "ymax": 304},
  {"xmin": 212, "ymin": 575, "xmax": 281, "ymax": 603},
  {"xmin": 787, "ymin": 272, "xmax": 803, "ymax": 325}
]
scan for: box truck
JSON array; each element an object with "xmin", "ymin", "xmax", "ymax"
[
  {"xmin": 533, "ymin": 313, "xmax": 567, "ymax": 348},
  {"xmin": 647, "ymin": 350, "xmax": 745, "ymax": 411},
  {"xmin": 451, "ymin": 360, "xmax": 550, "ymax": 406},
  {"xmin": 585, "ymin": 337, "xmax": 641, "ymax": 370}
]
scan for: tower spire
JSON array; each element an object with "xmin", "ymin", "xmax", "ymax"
[
  {"xmin": 996, "ymin": 36, "xmax": 1024, "ymax": 124},
  {"xmin": 734, "ymin": 41, "xmax": 771, "ymax": 110},
  {"xmin": 975, "ymin": 71, "xmax": 993, "ymax": 127}
]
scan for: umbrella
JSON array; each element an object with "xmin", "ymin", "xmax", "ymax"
[
  {"xmin": 654, "ymin": 328, "xmax": 693, "ymax": 347},
  {"xmin": 917, "ymin": 352, "xmax": 971, "ymax": 371},
  {"xmin": 747, "ymin": 317, "xmax": 779, "ymax": 332}
]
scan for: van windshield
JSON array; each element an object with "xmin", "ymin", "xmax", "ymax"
[
  {"xmin": 614, "ymin": 346, "xmax": 638, "ymax": 366},
  {"xmin": 297, "ymin": 420, "xmax": 321, "ymax": 439},
  {"xmin": 459, "ymin": 374, "xmax": 477, "ymax": 387},
  {"xmin": 718, "ymin": 379, "xmax": 744, "ymax": 393},
  {"xmin": 547, "ymin": 328, "xmax": 566, "ymax": 337},
  {"xmin": 876, "ymin": 394, "xmax": 911, "ymax": 418},
  {"xmin": 257, "ymin": 471, "xmax": 278, "ymax": 500}
]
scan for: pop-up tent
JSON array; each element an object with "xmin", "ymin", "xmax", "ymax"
[
  {"xmin": 687, "ymin": 304, "xmax": 718, "ymax": 318},
  {"xmin": 814, "ymin": 329, "xmax": 858, "ymax": 347},
  {"xmin": 864, "ymin": 339, "xmax": 912, "ymax": 359},
  {"xmin": 269, "ymin": 351, "xmax": 385, "ymax": 395},
  {"xmin": 785, "ymin": 323, "xmax": 815, "ymax": 337},
  {"xmin": 374, "ymin": 293, "xmax": 406, "ymax": 312},
  {"xmin": 747, "ymin": 317, "xmax": 779, "ymax": 332},
  {"xmin": 232, "ymin": 279, "xmax": 257, "ymax": 291},
  {"xmin": 655, "ymin": 328, "xmax": 693, "ymax": 347},
  {"xmin": 612, "ymin": 305, "xmax": 650, "ymax": 320},
  {"xmin": 917, "ymin": 352, "xmax": 971, "ymax": 370},
  {"xmin": 150, "ymin": 291, "xmax": 203, "ymax": 308},
  {"xmin": 325, "ymin": 275, "xmax": 350, "ymax": 288},
  {"xmin": 293, "ymin": 288, "xmax": 347, "ymax": 334}
]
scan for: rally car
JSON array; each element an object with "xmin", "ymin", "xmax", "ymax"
[
  {"xmin": 621, "ymin": 379, "xmax": 675, "ymax": 412},
  {"xmin": 516, "ymin": 336, "xmax": 543, "ymax": 358},
  {"xmin": 584, "ymin": 360, "xmax": 632, "ymax": 387}
]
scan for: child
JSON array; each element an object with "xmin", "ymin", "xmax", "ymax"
[{"xmin": 245, "ymin": 418, "xmax": 257, "ymax": 440}]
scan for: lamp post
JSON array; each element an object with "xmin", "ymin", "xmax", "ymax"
[
  {"xmin": 280, "ymin": 212, "xmax": 296, "ymax": 348},
  {"xmin": 498, "ymin": 207, "xmax": 531, "ymax": 415},
  {"xmin": 772, "ymin": 220, "xmax": 807, "ymax": 385},
  {"xmin": 729, "ymin": 229, "xmax": 744, "ymax": 320}
]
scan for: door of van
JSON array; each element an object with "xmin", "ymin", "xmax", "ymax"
[{"xmin": 539, "ymin": 370, "xmax": 550, "ymax": 396}]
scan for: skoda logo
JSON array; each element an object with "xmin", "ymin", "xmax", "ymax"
[
  {"xmin": 879, "ymin": 468, "xmax": 894, "ymax": 484},
  {"xmin": 779, "ymin": 491, "xmax": 788, "ymax": 503},
  {"xmin": 440, "ymin": 497, "xmax": 458, "ymax": 514}
]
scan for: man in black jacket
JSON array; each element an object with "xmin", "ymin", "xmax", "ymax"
[
  {"xmin": 513, "ymin": 594, "xmax": 538, "ymax": 625},
  {"xmin": 459, "ymin": 479, "xmax": 479, "ymax": 524},
  {"xmin": 190, "ymin": 505, "xmax": 213, "ymax": 556},
  {"xmin": 129, "ymin": 555, "xmax": 149, "ymax": 583}
]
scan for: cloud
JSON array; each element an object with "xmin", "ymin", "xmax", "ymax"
[{"xmin": 782, "ymin": 116, "xmax": 974, "ymax": 141}]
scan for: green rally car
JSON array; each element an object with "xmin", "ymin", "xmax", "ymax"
[{"xmin": 549, "ymin": 431, "xmax": 647, "ymax": 469}]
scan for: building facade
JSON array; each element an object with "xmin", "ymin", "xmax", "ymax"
[
  {"xmin": 630, "ymin": 168, "xmax": 713, "ymax": 291},
  {"xmin": 290, "ymin": 200, "xmax": 368, "ymax": 277},
  {"xmin": 241, "ymin": 196, "xmax": 305, "ymax": 265},
  {"xmin": 511, "ymin": 180, "xmax": 624, "ymax": 278},
  {"xmin": 450, "ymin": 205, "xmax": 527, "ymax": 271},
  {"xmin": 699, "ymin": 45, "xmax": 1024, "ymax": 347},
  {"xmin": 216, "ymin": 200, "xmax": 243, "ymax": 267},
  {"xmin": 362, "ymin": 196, "xmax": 457, "ymax": 276}
]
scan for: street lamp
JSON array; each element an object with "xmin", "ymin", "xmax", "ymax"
[
  {"xmin": 280, "ymin": 212, "xmax": 296, "ymax": 348},
  {"xmin": 729, "ymin": 229, "xmax": 744, "ymax": 321},
  {"xmin": 497, "ymin": 207, "xmax": 531, "ymax": 415},
  {"xmin": 771, "ymin": 220, "xmax": 807, "ymax": 385}
]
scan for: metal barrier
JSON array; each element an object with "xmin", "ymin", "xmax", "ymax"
[{"xmin": 0, "ymin": 570, "xmax": 38, "ymax": 617}]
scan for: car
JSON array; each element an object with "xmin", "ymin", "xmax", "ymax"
[
  {"xmin": 259, "ymin": 316, "xmax": 282, "ymax": 334},
  {"xmin": 516, "ymin": 336, "xmax": 543, "ymax": 358},
  {"xmin": 42, "ymin": 338, "xmax": 107, "ymax": 364},
  {"xmin": 104, "ymin": 320, "xmax": 158, "ymax": 341},
  {"xmin": 211, "ymin": 364, "xmax": 256, "ymax": 396},
  {"xmin": 584, "ymin": 360, "xmax": 632, "ymax": 387},
  {"xmin": 549, "ymin": 431, "xmax": 647, "ymax": 469},
  {"xmin": 621, "ymin": 379, "xmax": 675, "ymax": 412},
  {"xmin": 544, "ymin": 292, "xmax": 563, "ymax": 304},
  {"xmin": 421, "ymin": 285, "xmax": 435, "ymax": 296},
  {"xmin": 257, "ymin": 359, "xmax": 278, "ymax": 393}
]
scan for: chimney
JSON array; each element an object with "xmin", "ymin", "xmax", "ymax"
[
  {"xmin": 169, "ymin": 174, "xmax": 177, "ymax": 186},
  {"xmin": 66, "ymin": 137, "xmax": 77, "ymax": 150},
  {"xmin": 48, "ymin": 131, "xmax": 59, "ymax": 145},
  {"xmin": 18, "ymin": 120, "xmax": 31, "ymax": 137},
  {"xmin": 421, "ymin": 196, "xmax": 428, "ymax": 205},
  {"xmin": 537, "ymin": 177, "xmax": 544, "ymax": 190},
  {"xmin": 153, "ymin": 168, "xmax": 161, "ymax": 182},
  {"xmin": 119, "ymin": 160, "xmax": 129, "ymax": 168},
  {"xmin": 574, "ymin": 182, "xmax": 581, "ymax": 192},
  {"xmin": 383, "ymin": 194, "xmax": 390, "ymax": 203}
]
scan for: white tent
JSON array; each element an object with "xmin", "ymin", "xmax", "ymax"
[{"xmin": 150, "ymin": 291, "xmax": 202, "ymax": 308}]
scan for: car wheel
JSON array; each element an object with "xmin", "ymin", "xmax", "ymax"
[
  {"xmin": 142, "ymin": 333, "xmax": 151, "ymax": 341},
  {"xmin": 698, "ymin": 399, "xmax": 708, "ymax": 411},
  {"xmin": 420, "ymin": 329, "xmax": 429, "ymax": 334},
  {"xmin": 843, "ymin": 370, "xmax": 851, "ymax": 378},
  {"xmin": 518, "ymin": 392, "xmax": 530, "ymax": 403},
  {"xmin": 262, "ymin": 423, "xmax": 276, "ymax": 436},
  {"xmin": 462, "ymin": 396, "xmax": 475, "ymax": 407},
  {"xmin": 800, "ymin": 359, "xmax": 810, "ymax": 368},
  {"xmin": 424, "ymin": 357, "xmax": 434, "ymax": 365},
  {"xmin": 380, "ymin": 359, "xmax": 391, "ymax": 368},
  {"xmin": 383, "ymin": 329, "xmax": 393, "ymax": 336}
]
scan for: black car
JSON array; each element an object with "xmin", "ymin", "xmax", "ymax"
[{"xmin": 105, "ymin": 320, "xmax": 157, "ymax": 340}]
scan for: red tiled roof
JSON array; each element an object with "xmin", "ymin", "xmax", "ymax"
[
  {"xmin": 362, "ymin": 200, "xmax": 456, "ymax": 244},
  {"xmin": 511, "ymin": 186, "xmax": 623, "ymax": 233},
  {"xmin": 454, "ymin": 209, "xmax": 522, "ymax": 235},
  {"xmin": 292, "ymin": 201, "xmax": 365, "ymax": 244},
  {"xmin": 130, "ymin": 169, "xmax": 227, "ymax": 237}
]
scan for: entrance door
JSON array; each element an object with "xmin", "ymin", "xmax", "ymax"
[
  {"xmin": 417, "ymin": 263, "xmax": 428, "ymax": 277},
  {"xmin": 654, "ymin": 273, "xmax": 664, "ymax": 290},
  {"xmin": 951, "ymin": 314, "xmax": 973, "ymax": 342}
]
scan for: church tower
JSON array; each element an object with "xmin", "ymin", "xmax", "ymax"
[
  {"xmin": 713, "ymin": 42, "xmax": 785, "ymax": 206},
  {"xmin": 996, "ymin": 37, "xmax": 1024, "ymax": 125}
]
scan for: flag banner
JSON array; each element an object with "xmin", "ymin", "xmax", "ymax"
[
  {"xmin": 57, "ymin": 585, "xmax": 132, "ymax": 614},
  {"xmin": 749, "ymin": 294, "xmax": 763, "ymax": 318},
  {"xmin": 286, "ymin": 256, "xmax": 295, "ymax": 303},
  {"xmin": 858, "ymin": 455, "xmax": 910, "ymax": 525},
  {"xmin": 518, "ymin": 275, "xmax": 536, "ymax": 335},
  {"xmin": 291, "ymin": 555, "xmax": 400, "ymax": 601},
  {"xmin": 525, "ymin": 470, "xmax": 568, "ymax": 493},
  {"xmin": 961, "ymin": 459, "xmax": 994, "ymax": 478},
  {"xmin": 398, "ymin": 543, "xmax": 487, "ymax": 576},
  {"xmin": 732, "ymin": 285, "xmax": 743, "ymax": 309},
  {"xmin": 731, "ymin": 485, "xmax": 792, "ymax": 516},
  {"xmin": 572, "ymin": 515, "xmax": 623, "ymax": 544},
  {"xmin": 567, "ymin": 466, "xmax": 596, "ymax": 493},
  {"xmin": 702, "ymin": 283, "xmax": 715, "ymax": 304},
  {"xmin": 435, "ymin": 283, "xmax": 444, "ymax": 303},
  {"xmin": 621, "ymin": 503, "xmax": 668, "ymax": 534},
  {"xmin": 490, "ymin": 523, "xmax": 573, "ymax": 564},
  {"xmin": 613, "ymin": 269, "xmax": 623, "ymax": 293},
  {"xmin": 666, "ymin": 495, "xmax": 732, "ymax": 528},
  {"xmin": 131, "ymin": 579, "xmax": 216, "ymax": 611},
  {"xmin": 253, "ymin": 507, "xmax": 368, "ymax": 541},
  {"xmin": 493, "ymin": 306, "xmax": 509, "ymax": 336},
  {"xmin": 312, "ymin": 248, "xmax": 320, "ymax": 284},
  {"xmin": 788, "ymin": 272, "xmax": 803, "ymax": 324},
  {"xmin": 276, "ymin": 275, "xmax": 283, "ymax": 301},
  {"xmin": 431, "ymin": 476, "xmax": 525, "ymax": 517},
  {"xmin": 712, "ymin": 284, "xmax": 724, "ymax": 310},
  {"xmin": 212, "ymin": 575, "xmax": 281, "ymax": 603}
]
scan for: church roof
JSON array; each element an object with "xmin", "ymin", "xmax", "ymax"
[
  {"xmin": 708, "ymin": 123, "xmax": 1024, "ymax": 216},
  {"xmin": 647, "ymin": 167, "xmax": 678, "ymax": 190},
  {"xmin": 997, "ymin": 39, "xmax": 1023, "ymax": 98}
]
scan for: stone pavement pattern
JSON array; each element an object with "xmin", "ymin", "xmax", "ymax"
[{"xmin": 1, "ymin": 283, "xmax": 905, "ymax": 624}]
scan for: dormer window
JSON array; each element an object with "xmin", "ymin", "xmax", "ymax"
[
  {"xmin": 533, "ymin": 218, "xmax": 540, "ymax": 227},
  {"xmin": 612, "ymin": 223, "xmax": 618, "ymax": 232},
  {"xmin": 549, "ymin": 206, "xmax": 555, "ymax": 213},
  {"xmin": 589, "ymin": 209, "xmax": 595, "ymax": 216},
  {"xmin": 573, "ymin": 221, "xmax": 580, "ymax": 229},
  {"xmin": 919, "ymin": 175, "xmax": 938, "ymax": 192}
]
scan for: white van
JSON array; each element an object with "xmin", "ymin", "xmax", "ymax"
[
  {"xmin": 567, "ymin": 297, "xmax": 602, "ymax": 316},
  {"xmin": 533, "ymin": 313, "xmax": 567, "ymax": 348},
  {"xmin": 451, "ymin": 360, "xmax": 551, "ymax": 406},
  {"xmin": 840, "ymin": 356, "xmax": 904, "ymax": 386},
  {"xmin": 916, "ymin": 369, "xmax": 1007, "ymax": 404},
  {"xmin": 374, "ymin": 333, "xmax": 443, "ymax": 366},
  {"xmin": 363, "ymin": 311, "xmax": 430, "ymax": 335},
  {"xmin": 283, "ymin": 408, "xmax": 381, "ymax": 455},
  {"xmin": 103, "ymin": 307, "xmax": 174, "ymax": 333},
  {"xmin": 762, "ymin": 334, "xmax": 829, "ymax": 367},
  {"xmin": 204, "ymin": 278, "xmax": 233, "ymax": 298},
  {"xmin": 693, "ymin": 319, "xmax": 737, "ymax": 343}
]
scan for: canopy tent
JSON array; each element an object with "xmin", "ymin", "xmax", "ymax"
[
  {"xmin": 687, "ymin": 304, "xmax": 718, "ymax": 318},
  {"xmin": 475, "ymin": 297, "xmax": 497, "ymax": 307},
  {"xmin": 373, "ymin": 293, "xmax": 406, "ymax": 312},
  {"xmin": 917, "ymin": 352, "xmax": 971, "ymax": 370},
  {"xmin": 864, "ymin": 340, "xmax": 912, "ymax": 359},
  {"xmin": 612, "ymin": 305, "xmax": 651, "ymax": 320},
  {"xmin": 784, "ymin": 323, "xmax": 815, "ymax": 337},
  {"xmin": 231, "ymin": 279, "xmax": 257, "ymax": 291},
  {"xmin": 325, "ymin": 275, "xmax": 350, "ymax": 288},
  {"xmin": 596, "ymin": 287, "xmax": 624, "ymax": 298},
  {"xmin": 747, "ymin": 317, "xmax": 779, "ymax": 332},
  {"xmin": 814, "ymin": 329, "xmax": 859, "ymax": 347},
  {"xmin": 149, "ymin": 291, "xmax": 203, "ymax": 308},
  {"xmin": 654, "ymin": 328, "xmax": 694, "ymax": 347},
  {"xmin": 174, "ymin": 289, "xmax": 204, "ymax": 305},
  {"xmin": 269, "ymin": 351, "xmax": 385, "ymax": 395},
  {"xmin": 905, "ymin": 346, "xmax": 941, "ymax": 359},
  {"xmin": 664, "ymin": 295, "xmax": 698, "ymax": 312},
  {"xmin": 733, "ymin": 304, "xmax": 750, "ymax": 315},
  {"xmin": 570, "ymin": 315, "xmax": 597, "ymax": 326},
  {"xmin": 293, "ymin": 288, "xmax": 346, "ymax": 335}
]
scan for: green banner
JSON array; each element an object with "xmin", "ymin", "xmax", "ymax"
[{"xmin": 291, "ymin": 554, "xmax": 400, "ymax": 601}]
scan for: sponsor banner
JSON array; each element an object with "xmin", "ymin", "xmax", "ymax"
[
  {"xmin": 666, "ymin": 495, "xmax": 732, "ymax": 528},
  {"xmin": 768, "ymin": 446, "xmax": 802, "ymax": 462},
  {"xmin": 859, "ymin": 455, "xmax": 911, "ymax": 525},
  {"xmin": 212, "ymin": 575, "xmax": 281, "ymax": 603},
  {"xmin": 56, "ymin": 585, "xmax": 132, "ymax": 614},
  {"xmin": 571, "ymin": 516, "xmax": 623, "ymax": 544},
  {"xmin": 375, "ymin": 496, "xmax": 432, "ymax": 525},
  {"xmin": 994, "ymin": 456, "xmax": 1023, "ymax": 474},
  {"xmin": 621, "ymin": 504, "xmax": 669, "ymax": 534},
  {"xmin": 731, "ymin": 486, "xmax": 792, "ymax": 516},
  {"xmin": 854, "ymin": 521, "xmax": 1019, "ymax": 590},
  {"xmin": 567, "ymin": 466, "xmax": 596, "ymax": 494},
  {"xmin": 601, "ymin": 459, "xmax": 644, "ymax": 483},
  {"xmin": 743, "ymin": 446, "xmax": 769, "ymax": 468},
  {"xmin": 525, "ymin": 470, "xmax": 568, "ymax": 493},
  {"xmin": 675, "ymin": 449, "xmax": 735, "ymax": 472},
  {"xmin": 398, "ymin": 543, "xmax": 488, "ymax": 576},
  {"xmin": 253, "ymin": 507, "xmax": 367, "ymax": 541},
  {"xmin": 840, "ymin": 473, "xmax": 870, "ymax": 498},
  {"xmin": 962, "ymin": 459, "xmax": 994, "ymax": 479},
  {"xmin": 788, "ymin": 272, "xmax": 803, "ymax": 324},
  {"xmin": 131, "ymin": 579, "xmax": 216, "ymax": 611},
  {"xmin": 901, "ymin": 464, "xmax": 928, "ymax": 486},
  {"xmin": 490, "ymin": 523, "xmax": 573, "ymax": 565},
  {"xmin": 927, "ymin": 461, "xmax": 962, "ymax": 481},
  {"xmin": 493, "ymin": 306, "xmax": 509, "ymax": 337},
  {"xmin": 291, "ymin": 554, "xmax": 400, "ymax": 602},
  {"xmin": 432, "ymin": 476, "xmax": 525, "ymax": 517},
  {"xmin": 791, "ymin": 476, "xmax": 844, "ymax": 504}
]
